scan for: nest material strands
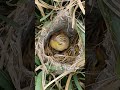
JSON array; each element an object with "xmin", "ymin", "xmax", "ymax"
[{"xmin": 35, "ymin": 10, "xmax": 85, "ymax": 74}]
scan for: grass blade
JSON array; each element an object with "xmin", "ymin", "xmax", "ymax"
[
  {"xmin": 73, "ymin": 75, "xmax": 82, "ymax": 90},
  {"xmin": 35, "ymin": 71, "xmax": 43, "ymax": 90}
]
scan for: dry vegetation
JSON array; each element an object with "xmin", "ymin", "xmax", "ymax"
[{"xmin": 35, "ymin": 0, "xmax": 85, "ymax": 90}]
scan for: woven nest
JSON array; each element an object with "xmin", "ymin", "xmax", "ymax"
[{"xmin": 36, "ymin": 10, "xmax": 85, "ymax": 74}]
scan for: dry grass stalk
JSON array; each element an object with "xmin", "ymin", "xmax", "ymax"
[{"xmin": 65, "ymin": 73, "xmax": 73, "ymax": 90}]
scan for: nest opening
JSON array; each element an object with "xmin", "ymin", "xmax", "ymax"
[{"xmin": 44, "ymin": 29, "xmax": 80, "ymax": 65}]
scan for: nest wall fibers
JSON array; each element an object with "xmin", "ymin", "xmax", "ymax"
[{"xmin": 35, "ymin": 10, "xmax": 85, "ymax": 74}]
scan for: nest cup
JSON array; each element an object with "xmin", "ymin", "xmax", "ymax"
[{"xmin": 36, "ymin": 11, "xmax": 85, "ymax": 74}]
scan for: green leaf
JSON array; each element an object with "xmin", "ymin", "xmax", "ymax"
[
  {"xmin": 40, "ymin": 10, "xmax": 53, "ymax": 22},
  {"xmin": 73, "ymin": 75, "xmax": 82, "ymax": 90},
  {"xmin": 35, "ymin": 71, "xmax": 43, "ymax": 90},
  {"xmin": 76, "ymin": 20, "xmax": 85, "ymax": 46},
  {"xmin": 35, "ymin": 56, "xmax": 41, "ymax": 65}
]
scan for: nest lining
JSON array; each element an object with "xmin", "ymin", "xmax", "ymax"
[{"xmin": 44, "ymin": 29, "xmax": 79, "ymax": 64}]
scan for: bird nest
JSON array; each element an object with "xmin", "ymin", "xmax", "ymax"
[{"xmin": 36, "ymin": 10, "xmax": 85, "ymax": 74}]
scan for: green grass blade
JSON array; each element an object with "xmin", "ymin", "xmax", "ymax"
[
  {"xmin": 40, "ymin": 10, "xmax": 53, "ymax": 22},
  {"xmin": 35, "ymin": 56, "xmax": 41, "ymax": 65},
  {"xmin": 73, "ymin": 75, "xmax": 82, "ymax": 90},
  {"xmin": 35, "ymin": 71, "xmax": 43, "ymax": 90}
]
